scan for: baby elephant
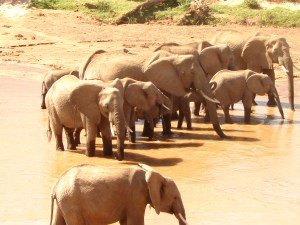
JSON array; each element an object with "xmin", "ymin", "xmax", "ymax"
[
  {"xmin": 50, "ymin": 164, "xmax": 188, "ymax": 225},
  {"xmin": 41, "ymin": 69, "xmax": 79, "ymax": 109},
  {"xmin": 211, "ymin": 69, "xmax": 284, "ymax": 123}
]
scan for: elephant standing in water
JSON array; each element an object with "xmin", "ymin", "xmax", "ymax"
[
  {"xmin": 155, "ymin": 42, "xmax": 235, "ymax": 127},
  {"xmin": 80, "ymin": 49, "xmax": 227, "ymax": 138},
  {"xmin": 212, "ymin": 31, "xmax": 295, "ymax": 110},
  {"xmin": 46, "ymin": 75, "xmax": 126, "ymax": 160},
  {"xmin": 50, "ymin": 164, "xmax": 187, "ymax": 225},
  {"xmin": 210, "ymin": 69, "xmax": 285, "ymax": 123},
  {"xmin": 41, "ymin": 69, "xmax": 79, "ymax": 109}
]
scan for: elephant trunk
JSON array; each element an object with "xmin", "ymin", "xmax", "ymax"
[
  {"xmin": 199, "ymin": 85, "xmax": 226, "ymax": 138},
  {"xmin": 280, "ymin": 55, "xmax": 294, "ymax": 110},
  {"xmin": 173, "ymin": 197, "xmax": 188, "ymax": 225},
  {"xmin": 271, "ymin": 86, "xmax": 285, "ymax": 119},
  {"xmin": 112, "ymin": 102, "xmax": 126, "ymax": 161}
]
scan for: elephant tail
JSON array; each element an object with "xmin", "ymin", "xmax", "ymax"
[
  {"xmin": 47, "ymin": 118, "xmax": 52, "ymax": 142},
  {"xmin": 80, "ymin": 49, "xmax": 106, "ymax": 79}
]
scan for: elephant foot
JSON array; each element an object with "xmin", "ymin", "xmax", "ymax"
[
  {"xmin": 67, "ymin": 144, "xmax": 77, "ymax": 150},
  {"xmin": 193, "ymin": 112, "xmax": 200, "ymax": 116},
  {"xmin": 41, "ymin": 105, "xmax": 46, "ymax": 109},
  {"xmin": 56, "ymin": 146, "xmax": 64, "ymax": 151},
  {"xmin": 187, "ymin": 124, "xmax": 192, "ymax": 130},
  {"xmin": 114, "ymin": 148, "xmax": 124, "ymax": 161},
  {"xmin": 204, "ymin": 116, "xmax": 210, "ymax": 123},
  {"xmin": 96, "ymin": 132, "xmax": 101, "ymax": 138},
  {"xmin": 162, "ymin": 130, "xmax": 173, "ymax": 136},
  {"xmin": 102, "ymin": 138, "xmax": 113, "ymax": 156},
  {"xmin": 129, "ymin": 133, "xmax": 136, "ymax": 143},
  {"xmin": 225, "ymin": 119, "xmax": 234, "ymax": 124},
  {"xmin": 86, "ymin": 140, "xmax": 96, "ymax": 157},
  {"xmin": 267, "ymin": 99, "xmax": 277, "ymax": 107}
]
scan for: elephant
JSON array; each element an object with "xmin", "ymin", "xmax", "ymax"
[
  {"xmin": 49, "ymin": 164, "xmax": 187, "ymax": 225},
  {"xmin": 45, "ymin": 75, "xmax": 126, "ymax": 160},
  {"xmin": 212, "ymin": 31, "xmax": 295, "ymax": 110},
  {"xmin": 80, "ymin": 77, "xmax": 172, "ymax": 143},
  {"xmin": 210, "ymin": 69, "xmax": 285, "ymax": 123},
  {"xmin": 154, "ymin": 42, "xmax": 235, "ymax": 127},
  {"xmin": 41, "ymin": 69, "xmax": 79, "ymax": 109},
  {"xmin": 80, "ymin": 49, "xmax": 227, "ymax": 138}
]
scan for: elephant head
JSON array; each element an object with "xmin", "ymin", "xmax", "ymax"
[
  {"xmin": 241, "ymin": 36, "xmax": 294, "ymax": 110},
  {"xmin": 246, "ymin": 72, "xmax": 284, "ymax": 119},
  {"xmin": 139, "ymin": 164, "xmax": 188, "ymax": 225},
  {"xmin": 71, "ymin": 83, "xmax": 126, "ymax": 160},
  {"xmin": 144, "ymin": 54, "xmax": 226, "ymax": 138},
  {"xmin": 199, "ymin": 44, "xmax": 235, "ymax": 76}
]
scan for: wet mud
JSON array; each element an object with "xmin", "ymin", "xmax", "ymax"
[{"xmin": 0, "ymin": 68, "xmax": 299, "ymax": 224}]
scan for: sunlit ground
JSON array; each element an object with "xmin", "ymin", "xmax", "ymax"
[{"xmin": 0, "ymin": 3, "xmax": 28, "ymax": 18}]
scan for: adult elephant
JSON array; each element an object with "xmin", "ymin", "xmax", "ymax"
[
  {"xmin": 46, "ymin": 75, "xmax": 126, "ymax": 160},
  {"xmin": 80, "ymin": 50, "xmax": 227, "ymax": 138},
  {"xmin": 50, "ymin": 164, "xmax": 187, "ymax": 225},
  {"xmin": 155, "ymin": 42, "xmax": 235, "ymax": 126},
  {"xmin": 212, "ymin": 31, "xmax": 295, "ymax": 110}
]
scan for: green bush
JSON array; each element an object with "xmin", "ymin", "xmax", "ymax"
[
  {"xmin": 29, "ymin": 0, "xmax": 57, "ymax": 9},
  {"xmin": 242, "ymin": 0, "xmax": 261, "ymax": 9}
]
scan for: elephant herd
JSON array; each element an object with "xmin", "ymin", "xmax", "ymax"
[
  {"xmin": 43, "ymin": 31, "xmax": 297, "ymax": 225},
  {"xmin": 42, "ymin": 30, "xmax": 296, "ymax": 161}
]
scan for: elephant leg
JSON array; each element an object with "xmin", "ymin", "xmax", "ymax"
[
  {"xmin": 52, "ymin": 205, "xmax": 66, "ymax": 225},
  {"xmin": 223, "ymin": 105, "xmax": 233, "ymax": 124},
  {"xmin": 230, "ymin": 104, "xmax": 234, "ymax": 110},
  {"xmin": 128, "ymin": 125, "xmax": 136, "ymax": 143},
  {"xmin": 244, "ymin": 107, "xmax": 252, "ymax": 124},
  {"xmin": 73, "ymin": 128, "xmax": 82, "ymax": 146},
  {"xmin": 99, "ymin": 117, "xmax": 113, "ymax": 156},
  {"xmin": 252, "ymin": 94, "xmax": 258, "ymax": 106},
  {"xmin": 162, "ymin": 114, "xmax": 172, "ymax": 135},
  {"xmin": 142, "ymin": 120, "xmax": 154, "ymax": 140},
  {"xmin": 64, "ymin": 127, "xmax": 76, "ymax": 150},
  {"xmin": 119, "ymin": 218, "xmax": 127, "ymax": 225},
  {"xmin": 51, "ymin": 121, "xmax": 64, "ymax": 151},
  {"xmin": 171, "ymin": 111, "xmax": 179, "ymax": 120},
  {"xmin": 266, "ymin": 69, "xmax": 277, "ymax": 106},
  {"xmin": 97, "ymin": 126, "xmax": 101, "ymax": 138},
  {"xmin": 85, "ymin": 119, "xmax": 97, "ymax": 157},
  {"xmin": 193, "ymin": 101, "xmax": 201, "ymax": 116},
  {"xmin": 128, "ymin": 109, "xmax": 136, "ymax": 143},
  {"xmin": 41, "ymin": 94, "xmax": 46, "ymax": 109},
  {"xmin": 183, "ymin": 100, "xmax": 192, "ymax": 130},
  {"xmin": 177, "ymin": 109, "xmax": 184, "ymax": 129}
]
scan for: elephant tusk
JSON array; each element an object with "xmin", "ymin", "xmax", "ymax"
[
  {"xmin": 281, "ymin": 65, "xmax": 289, "ymax": 73},
  {"xmin": 200, "ymin": 90, "xmax": 220, "ymax": 104},
  {"xmin": 126, "ymin": 125, "xmax": 133, "ymax": 133},
  {"xmin": 294, "ymin": 64, "xmax": 300, "ymax": 71},
  {"xmin": 174, "ymin": 212, "xmax": 188, "ymax": 225},
  {"xmin": 161, "ymin": 103, "xmax": 171, "ymax": 112},
  {"xmin": 110, "ymin": 122, "xmax": 115, "ymax": 137}
]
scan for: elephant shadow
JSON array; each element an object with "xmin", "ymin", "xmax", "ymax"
[{"xmin": 70, "ymin": 145, "xmax": 183, "ymax": 167}]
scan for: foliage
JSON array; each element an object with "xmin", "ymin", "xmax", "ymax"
[
  {"xmin": 29, "ymin": 0, "xmax": 58, "ymax": 9},
  {"xmin": 242, "ymin": 0, "xmax": 261, "ymax": 9}
]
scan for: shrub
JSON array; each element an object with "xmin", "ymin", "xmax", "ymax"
[{"xmin": 242, "ymin": 0, "xmax": 261, "ymax": 9}]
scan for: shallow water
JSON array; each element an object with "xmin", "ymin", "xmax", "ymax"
[{"xmin": 0, "ymin": 68, "xmax": 299, "ymax": 225}]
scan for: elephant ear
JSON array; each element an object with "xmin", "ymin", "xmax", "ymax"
[
  {"xmin": 246, "ymin": 72, "xmax": 266, "ymax": 96},
  {"xmin": 241, "ymin": 36, "xmax": 273, "ymax": 71},
  {"xmin": 198, "ymin": 40, "xmax": 212, "ymax": 50},
  {"xmin": 145, "ymin": 168, "xmax": 166, "ymax": 215},
  {"xmin": 199, "ymin": 46, "xmax": 223, "ymax": 75},
  {"xmin": 144, "ymin": 56, "xmax": 187, "ymax": 97},
  {"xmin": 125, "ymin": 83, "xmax": 149, "ymax": 110},
  {"xmin": 110, "ymin": 78, "xmax": 124, "ymax": 98},
  {"xmin": 70, "ymin": 82, "xmax": 103, "ymax": 122}
]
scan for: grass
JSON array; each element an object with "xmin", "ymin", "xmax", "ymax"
[
  {"xmin": 29, "ymin": 0, "xmax": 300, "ymax": 27},
  {"xmin": 210, "ymin": 2, "xmax": 300, "ymax": 27}
]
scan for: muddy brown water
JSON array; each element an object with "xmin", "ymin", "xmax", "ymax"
[{"xmin": 0, "ymin": 64, "xmax": 299, "ymax": 225}]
